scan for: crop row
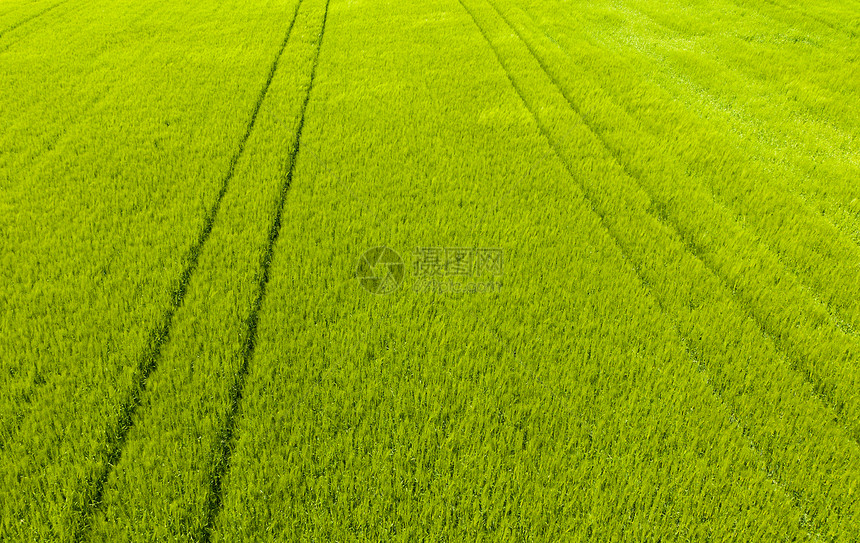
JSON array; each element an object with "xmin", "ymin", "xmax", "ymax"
[
  {"xmin": 2, "ymin": 0, "xmax": 858, "ymax": 539},
  {"xmin": 461, "ymin": 0, "xmax": 860, "ymax": 536},
  {"xmin": 573, "ymin": 0, "xmax": 860, "ymax": 318},
  {"xmin": 0, "ymin": 0, "xmax": 70, "ymax": 40},
  {"xmin": 505, "ymin": 0, "xmax": 860, "ymax": 343},
  {"xmin": 498, "ymin": 0, "xmax": 860, "ymax": 442},
  {"xmin": 602, "ymin": 0, "xmax": 860, "ymax": 252},
  {"xmin": 207, "ymin": 0, "xmax": 825, "ymax": 539},
  {"xmin": 85, "ymin": 0, "xmax": 330, "ymax": 539},
  {"xmin": 0, "ymin": 0, "xmax": 313, "ymax": 539}
]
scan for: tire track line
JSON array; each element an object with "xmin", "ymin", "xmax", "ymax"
[
  {"xmin": 455, "ymin": 0, "xmax": 827, "ymax": 536},
  {"xmin": 757, "ymin": 0, "xmax": 857, "ymax": 38},
  {"xmin": 515, "ymin": 0, "xmax": 860, "ymax": 339},
  {"xmin": 198, "ymin": 0, "xmax": 331, "ymax": 540},
  {"xmin": 70, "ymin": 1, "xmax": 306, "ymax": 539},
  {"xmin": 0, "ymin": 0, "xmax": 234, "ymax": 452},
  {"xmin": 0, "ymin": 0, "xmax": 69, "ymax": 40},
  {"xmin": 485, "ymin": 0, "xmax": 860, "ymax": 442},
  {"xmin": 578, "ymin": 1, "xmax": 860, "ymax": 259},
  {"xmin": 603, "ymin": 0, "xmax": 860, "ymax": 141}
]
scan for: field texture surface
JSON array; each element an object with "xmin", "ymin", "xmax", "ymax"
[{"xmin": 1, "ymin": 0, "xmax": 859, "ymax": 540}]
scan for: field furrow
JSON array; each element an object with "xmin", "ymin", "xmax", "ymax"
[
  {"xmin": 487, "ymin": 0, "xmax": 860, "ymax": 440},
  {"xmin": 462, "ymin": 0, "xmax": 860, "ymax": 536},
  {"xmin": 208, "ymin": 0, "xmax": 821, "ymax": 539},
  {"xmin": 513, "ymin": 2, "xmax": 860, "ymax": 331},
  {"xmin": 0, "ymin": 0, "xmax": 296, "ymax": 432},
  {"xmin": 202, "ymin": 7, "xmax": 330, "ymax": 540},
  {"xmin": 0, "ymin": 0, "xmax": 311, "ymax": 539},
  {"xmin": 0, "ymin": 0, "xmax": 69, "ymax": 39},
  {"xmin": 747, "ymin": 0, "xmax": 860, "ymax": 37},
  {"xmin": 76, "ymin": 1, "xmax": 309, "ymax": 538},
  {"xmin": 574, "ymin": 0, "xmax": 860, "ymax": 271},
  {"xmin": 83, "ymin": 0, "xmax": 330, "ymax": 540},
  {"xmin": 0, "ymin": 0, "xmax": 233, "ymax": 173},
  {"xmin": 474, "ymin": 0, "xmax": 860, "ymax": 533},
  {"xmin": 1, "ymin": 0, "xmax": 858, "ymax": 539},
  {"xmin": 595, "ymin": 0, "xmax": 860, "ymax": 250}
]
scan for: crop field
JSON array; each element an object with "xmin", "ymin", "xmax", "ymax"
[{"xmin": 1, "ymin": 0, "xmax": 859, "ymax": 540}]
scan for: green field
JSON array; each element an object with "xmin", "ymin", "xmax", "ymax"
[{"xmin": 1, "ymin": 0, "xmax": 859, "ymax": 540}]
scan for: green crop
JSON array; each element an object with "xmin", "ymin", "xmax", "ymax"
[{"xmin": 1, "ymin": 0, "xmax": 858, "ymax": 540}]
